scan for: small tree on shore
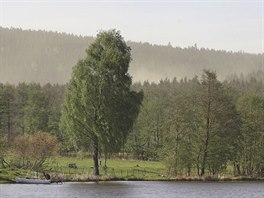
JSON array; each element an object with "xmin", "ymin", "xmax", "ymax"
[{"xmin": 13, "ymin": 131, "xmax": 58, "ymax": 169}]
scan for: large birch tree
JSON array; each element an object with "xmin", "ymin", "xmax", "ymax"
[{"xmin": 60, "ymin": 30, "xmax": 143, "ymax": 175}]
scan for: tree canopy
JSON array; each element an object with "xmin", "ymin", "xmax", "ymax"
[{"xmin": 60, "ymin": 30, "xmax": 143, "ymax": 175}]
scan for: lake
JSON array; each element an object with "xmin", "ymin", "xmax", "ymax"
[{"xmin": 1, "ymin": 181, "xmax": 263, "ymax": 198}]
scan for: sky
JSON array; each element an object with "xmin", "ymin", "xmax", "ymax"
[{"xmin": 0, "ymin": 0, "xmax": 263, "ymax": 54}]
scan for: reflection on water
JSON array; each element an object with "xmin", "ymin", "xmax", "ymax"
[{"xmin": 1, "ymin": 181, "xmax": 264, "ymax": 198}]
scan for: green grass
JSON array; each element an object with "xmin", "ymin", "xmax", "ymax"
[
  {"xmin": 0, "ymin": 168, "xmax": 31, "ymax": 183},
  {"xmin": 0, "ymin": 157, "xmax": 167, "ymax": 182},
  {"xmin": 1, "ymin": 157, "xmax": 263, "ymax": 183},
  {"xmin": 48, "ymin": 157, "xmax": 167, "ymax": 180}
]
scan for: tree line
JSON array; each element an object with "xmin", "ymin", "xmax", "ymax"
[
  {"xmin": 0, "ymin": 70, "xmax": 263, "ymax": 176},
  {"xmin": 1, "ymin": 27, "xmax": 263, "ymax": 84},
  {"xmin": 0, "ymin": 83, "xmax": 65, "ymax": 141},
  {"xmin": 127, "ymin": 72, "xmax": 263, "ymax": 177},
  {"xmin": 1, "ymin": 29, "xmax": 263, "ymax": 178}
]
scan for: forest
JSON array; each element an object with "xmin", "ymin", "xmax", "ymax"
[
  {"xmin": 0, "ymin": 27, "xmax": 263, "ymax": 84},
  {"xmin": 0, "ymin": 71, "xmax": 263, "ymax": 177}
]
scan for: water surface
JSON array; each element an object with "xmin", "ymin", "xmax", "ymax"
[{"xmin": 1, "ymin": 181, "xmax": 263, "ymax": 198}]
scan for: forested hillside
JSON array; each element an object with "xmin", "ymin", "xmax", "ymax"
[{"xmin": 0, "ymin": 27, "xmax": 263, "ymax": 84}]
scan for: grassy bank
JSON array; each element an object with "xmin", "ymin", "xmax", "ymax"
[
  {"xmin": 0, "ymin": 157, "xmax": 166, "ymax": 183},
  {"xmin": 0, "ymin": 168, "xmax": 30, "ymax": 183},
  {"xmin": 1, "ymin": 157, "xmax": 264, "ymax": 183}
]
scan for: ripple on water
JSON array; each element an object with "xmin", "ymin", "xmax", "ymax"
[{"xmin": 1, "ymin": 181, "xmax": 264, "ymax": 198}]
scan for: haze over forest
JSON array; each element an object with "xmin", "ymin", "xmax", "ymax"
[{"xmin": 0, "ymin": 27, "xmax": 263, "ymax": 84}]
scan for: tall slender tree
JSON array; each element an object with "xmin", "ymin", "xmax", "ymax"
[{"xmin": 198, "ymin": 70, "xmax": 240, "ymax": 176}]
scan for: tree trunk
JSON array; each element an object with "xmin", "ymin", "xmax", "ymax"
[
  {"xmin": 7, "ymin": 99, "xmax": 11, "ymax": 143},
  {"xmin": 201, "ymin": 82, "xmax": 211, "ymax": 176},
  {"xmin": 174, "ymin": 135, "xmax": 179, "ymax": 176},
  {"xmin": 93, "ymin": 138, "xmax": 99, "ymax": 176},
  {"xmin": 187, "ymin": 166, "xmax": 191, "ymax": 176},
  {"xmin": 201, "ymin": 133, "xmax": 209, "ymax": 176},
  {"xmin": 236, "ymin": 164, "xmax": 241, "ymax": 175},
  {"xmin": 196, "ymin": 164, "xmax": 200, "ymax": 176}
]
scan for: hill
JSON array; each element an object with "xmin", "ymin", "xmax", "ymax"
[{"xmin": 0, "ymin": 27, "xmax": 263, "ymax": 84}]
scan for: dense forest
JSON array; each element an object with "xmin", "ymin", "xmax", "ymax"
[
  {"xmin": 0, "ymin": 27, "xmax": 263, "ymax": 84},
  {"xmin": 0, "ymin": 27, "xmax": 263, "ymax": 177},
  {"xmin": 0, "ymin": 71, "xmax": 263, "ymax": 176}
]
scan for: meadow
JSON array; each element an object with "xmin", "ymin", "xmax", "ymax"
[
  {"xmin": 1, "ymin": 157, "xmax": 263, "ymax": 183},
  {"xmin": 48, "ymin": 157, "xmax": 167, "ymax": 181},
  {"xmin": 0, "ymin": 157, "xmax": 167, "ymax": 183}
]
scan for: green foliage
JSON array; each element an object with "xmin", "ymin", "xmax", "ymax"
[
  {"xmin": 236, "ymin": 95, "xmax": 264, "ymax": 176},
  {"xmin": 43, "ymin": 84, "xmax": 66, "ymax": 139},
  {"xmin": 0, "ymin": 82, "xmax": 64, "ymax": 140},
  {"xmin": 226, "ymin": 71, "xmax": 264, "ymax": 96},
  {"xmin": 0, "ymin": 135, "xmax": 8, "ymax": 168},
  {"xmin": 196, "ymin": 70, "xmax": 241, "ymax": 175},
  {"xmin": 60, "ymin": 30, "xmax": 143, "ymax": 175},
  {"xmin": 0, "ymin": 84, "xmax": 16, "ymax": 142},
  {"xmin": 0, "ymin": 168, "xmax": 30, "ymax": 183},
  {"xmin": 0, "ymin": 58, "xmax": 263, "ymax": 178},
  {"xmin": 161, "ymin": 92, "xmax": 201, "ymax": 176},
  {"xmin": 23, "ymin": 84, "xmax": 49, "ymax": 134},
  {"xmin": 128, "ymin": 71, "xmax": 244, "ymax": 176}
]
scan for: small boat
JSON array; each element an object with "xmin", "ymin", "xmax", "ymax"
[{"xmin": 15, "ymin": 178, "xmax": 51, "ymax": 184}]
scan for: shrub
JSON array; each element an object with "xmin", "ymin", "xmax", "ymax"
[{"xmin": 12, "ymin": 132, "xmax": 58, "ymax": 170}]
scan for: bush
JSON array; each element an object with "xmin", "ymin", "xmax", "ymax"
[
  {"xmin": 0, "ymin": 136, "xmax": 8, "ymax": 168},
  {"xmin": 12, "ymin": 132, "xmax": 58, "ymax": 170}
]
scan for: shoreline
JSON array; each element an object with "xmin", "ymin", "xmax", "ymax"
[{"xmin": 1, "ymin": 176, "xmax": 264, "ymax": 184}]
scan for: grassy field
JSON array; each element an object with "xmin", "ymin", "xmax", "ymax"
[
  {"xmin": 0, "ymin": 157, "xmax": 167, "ymax": 183},
  {"xmin": 1, "ymin": 157, "xmax": 264, "ymax": 183},
  {"xmin": 48, "ymin": 157, "xmax": 167, "ymax": 181}
]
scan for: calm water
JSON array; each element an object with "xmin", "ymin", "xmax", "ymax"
[{"xmin": 1, "ymin": 181, "xmax": 263, "ymax": 198}]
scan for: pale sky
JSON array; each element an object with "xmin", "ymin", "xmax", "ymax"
[{"xmin": 1, "ymin": 0, "xmax": 263, "ymax": 54}]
